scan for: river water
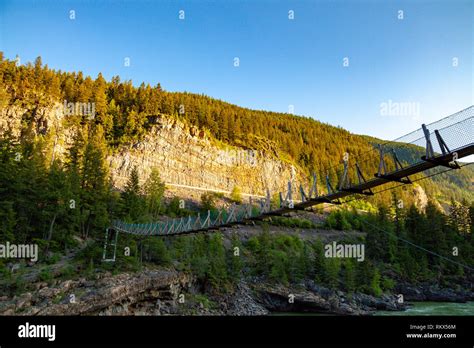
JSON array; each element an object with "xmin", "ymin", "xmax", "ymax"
[
  {"xmin": 272, "ymin": 302, "xmax": 474, "ymax": 316},
  {"xmin": 376, "ymin": 301, "xmax": 474, "ymax": 316}
]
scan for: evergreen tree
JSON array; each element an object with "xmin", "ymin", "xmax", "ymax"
[
  {"xmin": 80, "ymin": 125, "xmax": 110, "ymax": 238},
  {"xmin": 206, "ymin": 234, "xmax": 228, "ymax": 287},
  {"xmin": 144, "ymin": 167, "xmax": 166, "ymax": 219},
  {"xmin": 342, "ymin": 260, "xmax": 356, "ymax": 293},
  {"xmin": 92, "ymin": 73, "xmax": 112, "ymax": 135},
  {"xmin": 227, "ymin": 234, "xmax": 244, "ymax": 282},
  {"xmin": 121, "ymin": 166, "xmax": 145, "ymax": 221}
]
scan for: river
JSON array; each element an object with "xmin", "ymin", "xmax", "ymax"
[
  {"xmin": 272, "ymin": 302, "xmax": 474, "ymax": 316},
  {"xmin": 376, "ymin": 301, "xmax": 474, "ymax": 316}
]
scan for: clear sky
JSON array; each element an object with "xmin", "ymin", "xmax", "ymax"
[{"xmin": 0, "ymin": 0, "xmax": 472, "ymax": 139}]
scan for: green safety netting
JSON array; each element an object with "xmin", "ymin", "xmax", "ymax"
[{"xmin": 111, "ymin": 203, "xmax": 265, "ymax": 236}]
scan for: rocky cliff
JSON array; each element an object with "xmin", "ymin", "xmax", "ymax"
[
  {"xmin": 0, "ymin": 104, "xmax": 305, "ymax": 198},
  {"xmin": 108, "ymin": 115, "xmax": 304, "ymax": 197}
]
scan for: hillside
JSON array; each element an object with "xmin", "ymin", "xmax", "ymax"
[
  {"xmin": 0, "ymin": 54, "xmax": 472, "ymax": 206},
  {"xmin": 1, "ymin": 54, "xmax": 473, "ymax": 319}
]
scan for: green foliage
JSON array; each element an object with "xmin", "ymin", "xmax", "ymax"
[
  {"xmin": 370, "ymin": 268, "xmax": 383, "ymax": 297},
  {"xmin": 245, "ymin": 227, "xmax": 313, "ymax": 284},
  {"xmin": 166, "ymin": 197, "xmax": 181, "ymax": 217},
  {"xmin": 323, "ymin": 258, "xmax": 341, "ymax": 289},
  {"xmin": 381, "ymin": 276, "xmax": 396, "ymax": 291},
  {"xmin": 342, "ymin": 260, "xmax": 356, "ymax": 293},
  {"xmin": 324, "ymin": 209, "xmax": 354, "ymax": 230},
  {"xmin": 206, "ymin": 234, "xmax": 228, "ymax": 287},
  {"xmin": 200, "ymin": 192, "xmax": 219, "ymax": 212},
  {"xmin": 143, "ymin": 238, "xmax": 171, "ymax": 265},
  {"xmin": 39, "ymin": 267, "xmax": 53, "ymax": 282},
  {"xmin": 60, "ymin": 265, "xmax": 77, "ymax": 279},
  {"xmin": 190, "ymin": 293, "xmax": 217, "ymax": 310},
  {"xmin": 227, "ymin": 234, "xmax": 244, "ymax": 282},
  {"xmin": 45, "ymin": 253, "xmax": 62, "ymax": 265},
  {"xmin": 0, "ymin": 54, "xmax": 473, "ymax": 298},
  {"xmin": 121, "ymin": 166, "xmax": 146, "ymax": 221},
  {"xmin": 169, "ymin": 233, "xmax": 228, "ymax": 290},
  {"xmin": 313, "ymin": 240, "xmax": 326, "ymax": 283},
  {"xmin": 75, "ymin": 242, "xmax": 103, "ymax": 267},
  {"xmin": 166, "ymin": 197, "xmax": 191, "ymax": 217},
  {"xmin": 230, "ymin": 186, "xmax": 243, "ymax": 204},
  {"xmin": 144, "ymin": 168, "xmax": 166, "ymax": 219}
]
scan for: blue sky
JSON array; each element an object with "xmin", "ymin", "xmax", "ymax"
[{"xmin": 0, "ymin": 0, "xmax": 472, "ymax": 139}]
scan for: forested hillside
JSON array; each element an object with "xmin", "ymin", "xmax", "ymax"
[
  {"xmin": 1, "ymin": 54, "xmax": 472, "ymax": 206},
  {"xmin": 1, "ymin": 53, "xmax": 473, "ymax": 217},
  {"xmin": 1, "ymin": 54, "xmax": 473, "ymax": 309}
]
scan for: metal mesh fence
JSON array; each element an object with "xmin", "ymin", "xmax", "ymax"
[{"xmin": 314, "ymin": 106, "xmax": 474, "ymax": 194}]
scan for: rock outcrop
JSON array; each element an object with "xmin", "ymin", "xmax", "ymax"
[
  {"xmin": 108, "ymin": 115, "xmax": 303, "ymax": 196},
  {"xmin": 253, "ymin": 280, "xmax": 406, "ymax": 315},
  {"xmin": 0, "ymin": 269, "xmax": 195, "ymax": 316},
  {"xmin": 396, "ymin": 282, "xmax": 474, "ymax": 303},
  {"xmin": 0, "ymin": 105, "xmax": 304, "ymax": 198}
]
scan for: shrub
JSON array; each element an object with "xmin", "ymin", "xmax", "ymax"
[
  {"xmin": 144, "ymin": 238, "xmax": 171, "ymax": 265},
  {"xmin": 39, "ymin": 267, "xmax": 53, "ymax": 282},
  {"xmin": 200, "ymin": 192, "xmax": 218, "ymax": 211},
  {"xmin": 370, "ymin": 269, "xmax": 383, "ymax": 296},
  {"xmin": 381, "ymin": 276, "xmax": 395, "ymax": 291},
  {"xmin": 230, "ymin": 186, "xmax": 243, "ymax": 204}
]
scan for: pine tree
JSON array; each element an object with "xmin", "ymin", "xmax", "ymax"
[
  {"xmin": 92, "ymin": 73, "xmax": 112, "ymax": 135},
  {"xmin": 144, "ymin": 167, "xmax": 166, "ymax": 219},
  {"xmin": 122, "ymin": 166, "xmax": 145, "ymax": 221},
  {"xmin": 206, "ymin": 233, "xmax": 228, "ymax": 287},
  {"xmin": 324, "ymin": 258, "xmax": 341, "ymax": 289},
  {"xmin": 342, "ymin": 259, "xmax": 356, "ymax": 293},
  {"xmin": 313, "ymin": 239, "xmax": 326, "ymax": 283},
  {"xmin": 80, "ymin": 125, "xmax": 110, "ymax": 238},
  {"xmin": 228, "ymin": 234, "xmax": 243, "ymax": 282}
]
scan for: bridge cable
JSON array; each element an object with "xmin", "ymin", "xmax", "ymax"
[
  {"xmin": 341, "ymin": 162, "xmax": 473, "ymax": 204},
  {"xmin": 358, "ymin": 218, "xmax": 474, "ymax": 272}
]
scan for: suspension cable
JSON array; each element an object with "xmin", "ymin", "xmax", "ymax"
[{"xmin": 359, "ymin": 219, "xmax": 474, "ymax": 272}]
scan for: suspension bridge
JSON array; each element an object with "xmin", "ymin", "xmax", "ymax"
[{"xmin": 103, "ymin": 106, "xmax": 474, "ymax": 262}]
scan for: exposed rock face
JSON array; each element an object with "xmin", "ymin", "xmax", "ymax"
[
  {"xmin": 5, "ymin": 262, "xmax": 470, "ymax": 316},
  {"xmin": 217, "ymin": 282, "xmax": 269, "ymax": 315},
  {"xmin": 412, "ymin": 184, "xmax": 429, "ymax": 211},
  {"xmin": 0, "ymin": 105, "xmax": 304, "ymax": 197},
  {"xmin": 0, "ymin": 269, "xmax": 195, "ymax": 316},
  {"xmin": 0, "ymin": 268, "xmax": 270, "ymax": 316},
  {"xmin": 396, "ymin": 282, "xmax": 474, "ymax": 302},
  {"xmin": 253, "ymin": 280, "xmax": 406, "ymax": 315},
  {"xmin": 0, "ymin": 268, "xmax": 406, "ymax": 316},
  {"xmin": 108, "ymin": 116, "xmax": 304, "ymax": 196}
]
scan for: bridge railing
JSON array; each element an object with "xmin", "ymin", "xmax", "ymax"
[{"xmin": 313, "ymin": 106, "xmax": 474, "ymax": 196}]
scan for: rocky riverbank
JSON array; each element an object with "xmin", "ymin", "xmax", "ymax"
[
  {"xmin": 1, "ymin": 266, "xmax": 472, "ymax": 316},
  {"xmin": 253, "ymin": 280, "xmax": 406, "ymax": 315},
  {"xmin": 0, "ymin": 267, "xmax": 408, "ymax": 316},
  {"xmin": 395, "ymin": 281, "xmax": 474, "ymax": 303}
]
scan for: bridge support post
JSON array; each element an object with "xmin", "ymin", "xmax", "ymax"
[
  {"xmin": 338, "ymin": 160, "xmax": 349, "ymax": 190},
  {"xmin": 377, "ymin": 144, "xmax": 388, "ymax": 176},
  {"xmin": 279, "ymin": 181, "xmax": 293, "ymax": 208},
  {"xmin": 102, "ymin": 228, "xmax": 119, "ymax": 262},
  {"xmin": 326, "ymin": 172, "xmax": 335, "ymax": 194},
  {"xmin": 421, "ymin": 126, "xmax": 461, "ymax": 169},
  {"xmin": 422, "ymin": 124, "xmax": 435, "ymax": 159},
  {"xmin": 375, "ymin": 144, "xmax": 412, "ymax": 184}
]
